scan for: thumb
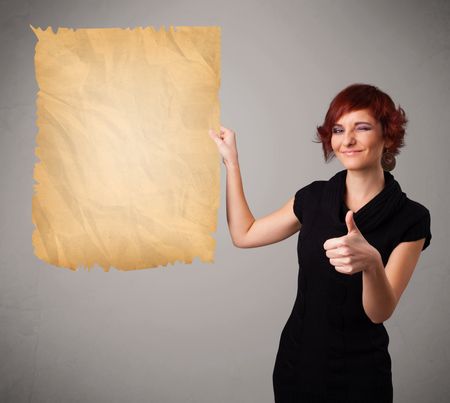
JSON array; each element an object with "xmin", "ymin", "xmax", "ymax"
[
  {"xmin": 345, "ymin": 210, "xmax": 360, "ymax": 234},
  {"xmin": 209, "ymin": 128, "xmax": 222, "ymax": 144}
]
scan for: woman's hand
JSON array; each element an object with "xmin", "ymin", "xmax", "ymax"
[
  {"xmin": 208, "ymin": 126, "xmax": 239, "ymax": 167},
  {"xmin": 323, "ymin": 210, "xmax": 381, "ymax": 275}
]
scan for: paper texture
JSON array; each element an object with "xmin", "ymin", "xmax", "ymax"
[{"xmin": 30, "ymin": 25, "xmax": 221, "ymax": 272}]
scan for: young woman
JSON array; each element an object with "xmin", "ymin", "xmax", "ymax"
[{"xmin": 208, "ymin": 83, "xmax": 432, "ymax": 403}]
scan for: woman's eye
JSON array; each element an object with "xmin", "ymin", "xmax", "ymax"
[{"xmin": 332, "ymin": 125, "xmax": 371, "ymax": 134}]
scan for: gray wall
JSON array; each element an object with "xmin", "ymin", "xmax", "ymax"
[{"xmin": 1, "ymin": 0, "xmax": 449, "ymax": 402}]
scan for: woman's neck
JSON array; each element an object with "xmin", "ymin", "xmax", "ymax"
[{"xmin": 344, "ymin": 168, "xmax": 386, "ymax": 212}]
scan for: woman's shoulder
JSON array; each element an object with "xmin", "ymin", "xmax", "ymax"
[
  {"xmin": 390, "ymin": 195, "xmax": 432, "ymax": 251},
  {"xmin": 293, "ymin": 180, "xmax": 328, "ymax": 223},
  {"xmin": 392, "ymin": 194, "xmax": 431, "ymax": 237},
  {"xmin": 399, "ymin": 195, "xmax": 431, "ymax": 217},
  {"xmin": 294, "ymin": 179, "xmax": 327, "ymax": 196}
]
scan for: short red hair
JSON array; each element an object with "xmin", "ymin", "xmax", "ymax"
[{"xmin": 315, "ymin": 83, "xmax": 408, "ymax": 162}]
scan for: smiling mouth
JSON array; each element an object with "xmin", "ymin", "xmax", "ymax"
[{"xmin": 342, "ymin": 150, "xmax": 362, "ymax": 155}]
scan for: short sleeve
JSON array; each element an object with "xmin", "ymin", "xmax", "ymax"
[
  {"xmin": 399, "ymin": 210, "xmax": 432, "ymax": 251},
  {"xmin": 293, "ymin": 187, "xmax": 306, "ymax": 224},
  {"xmin": 293, "ymin": 180, "xmax": 324, "ymax": 225}
]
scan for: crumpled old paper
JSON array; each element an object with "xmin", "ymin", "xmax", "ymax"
[{"xmin": 30, "ymin": 25, "xmax": 221, "ymax": 272}]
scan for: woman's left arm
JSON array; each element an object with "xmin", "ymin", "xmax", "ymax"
[
  {"xmin": 362, "ymin": 238, "xmax": 425, "ymax": 324},
  {"xmin": 323, "ymin": 210, "xmax": 427, "ymax": 324}
]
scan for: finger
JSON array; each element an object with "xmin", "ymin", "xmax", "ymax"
[
  {"xmin": 336, "ymin": 266, "xmax": 352, "ymax": 275},
  {"xmin": 346, "ymin": 210, "xmax": 360, "ymax": 234},
  {"xmin": 330, "ymin": 254, "xmax": 352, "ymax": 265},
  {"xmin": 209, "ymin": 128, "xmax": 220, "ymax": 137},
  {"xmin": 326, "ymin": 248, "xmax": 349, "ymax": 258},
  {"xmin": 323, "ymin": 237, "xmax": 344, "ymax": 250},
  {"xmin": 220, "ymin": 125, "xmax": 233, "ymax": 135},
  {"xmin": 208, "ymin": 129, "xmax": 222, "ymax": 143}
]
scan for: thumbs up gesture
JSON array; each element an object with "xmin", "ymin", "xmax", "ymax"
[{"xmin": 323, "ymin": 210, "xmax": 380, "ymax": 275}]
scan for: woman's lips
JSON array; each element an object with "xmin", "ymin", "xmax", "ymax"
[{"xmin": 342, "ymin": 150, "xmax": 362, "ymax": 156}]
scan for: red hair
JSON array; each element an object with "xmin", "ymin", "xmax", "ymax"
[{"xmin": 315, "ymin": 83, "xmax": 408, "ymax": 162}]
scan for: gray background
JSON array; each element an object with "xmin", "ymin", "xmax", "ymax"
[{"xmin": 1, "ymin": 0, "xmax": 449, "ymax": 402}]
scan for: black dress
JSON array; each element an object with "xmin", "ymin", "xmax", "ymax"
[{"xmin": 272, "ymin": 169, "xmax": 432, "ymax": 403}]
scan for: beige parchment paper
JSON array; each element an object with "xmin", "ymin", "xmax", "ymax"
[{"xmin": 30, "ymin": 25, "xmax": 221, "ymax": 272}]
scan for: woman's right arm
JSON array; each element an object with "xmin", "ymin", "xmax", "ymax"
[{"xmin": 209, "ymin": 126, "xmax": 301, "ymax": 248}]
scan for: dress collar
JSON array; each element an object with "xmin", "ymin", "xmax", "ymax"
[{"xmin": 324, "ymin": 168, "xmax": 406, "ymax": 233}]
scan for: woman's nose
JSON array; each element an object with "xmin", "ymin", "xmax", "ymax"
[{"xmin": 342, "ymin": 129, "xmax": 356, "ymax": 145}]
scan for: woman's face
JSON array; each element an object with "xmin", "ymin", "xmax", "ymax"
[{"xmin": 331, "ymin": 108, "xmax": 389, "ymax": 170}]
